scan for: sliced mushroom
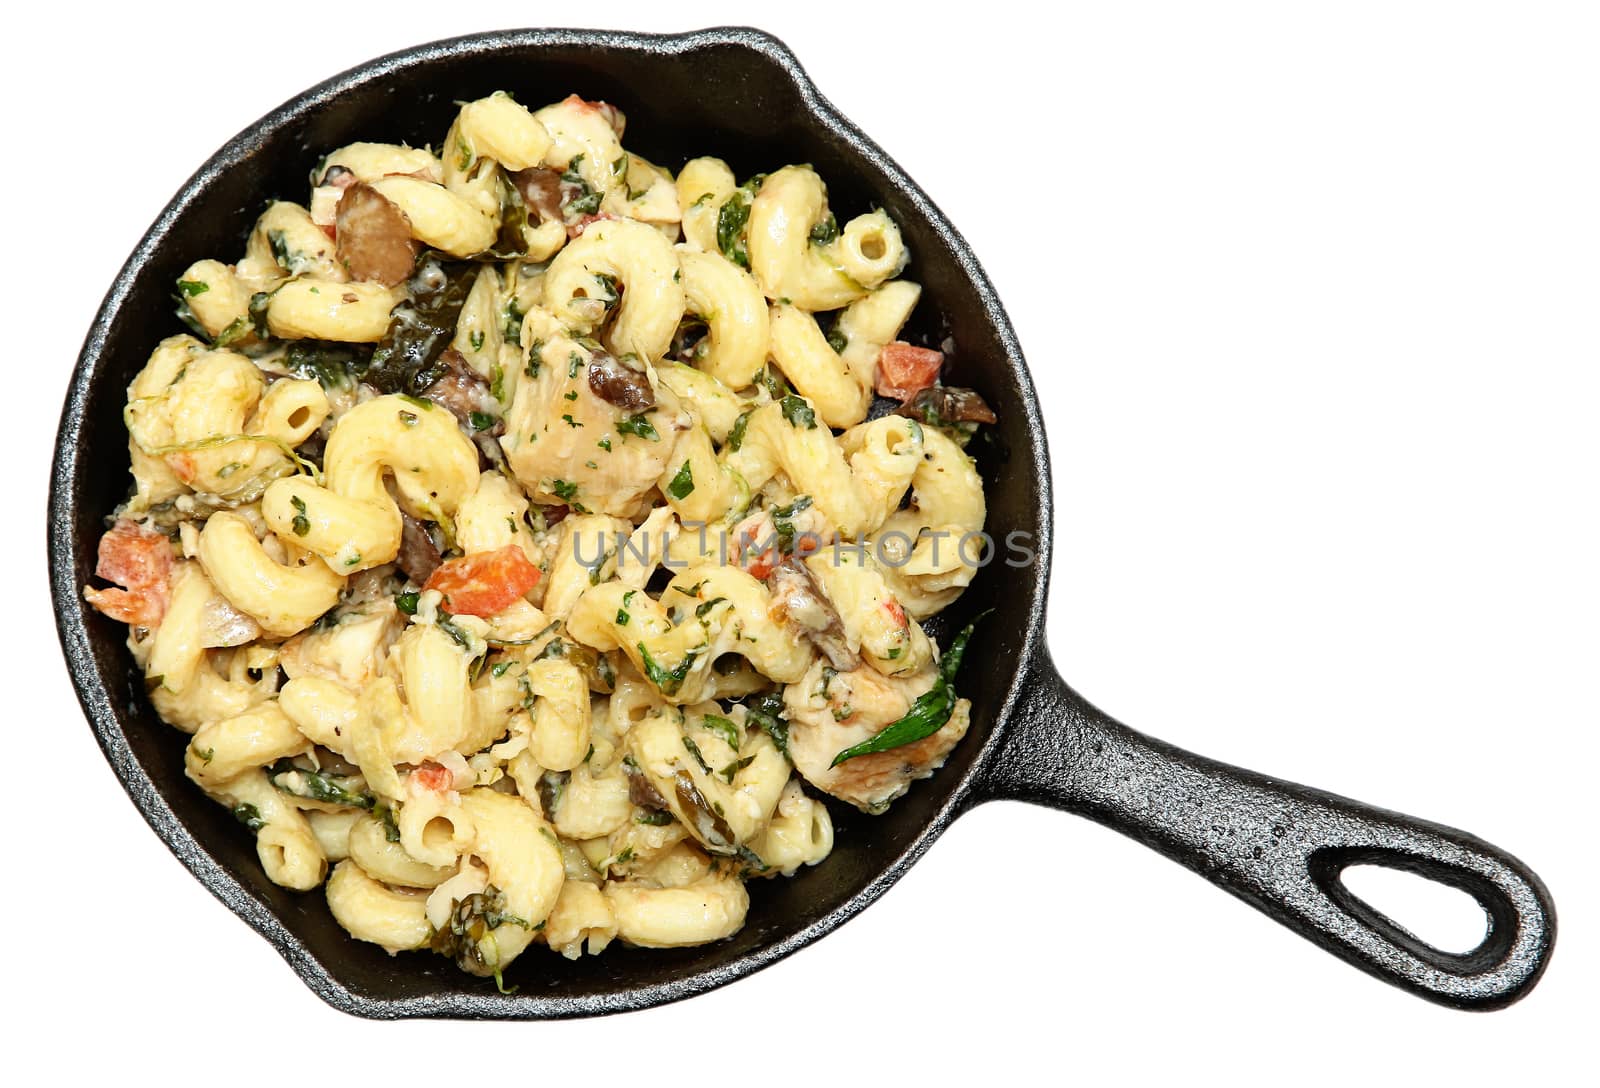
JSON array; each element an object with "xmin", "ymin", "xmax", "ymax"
[
  {"xmin": 397, "ymin": 513, "xmax": 443, "ymax": 584},
  {"xmin": 766, "ymin": 557, "xmax": 859, "ymax": 671},
  {"xmin": 511, "ymin": 166, "xmax": 565, "ymax": 223},
  {"xmin": 421, "ymin": 348, "xmax": 498, "ymax": 432},
  {"xmin": 587, "ymin": 348, "xmax": 654, "ymax": 411},
  {"xmin": 317, "ymin": 163, "xmax": 357, "ymax": 189},
  {"xmin": 895, "ymin": 385, "xmax": 997, "ymax": 426},
  {"xmin": 335, "ymin": 181, "xmax": 418, "ymax": 287},
  {"xmin": 672, "ymin": 769, "xmax": 737, "ymax": 852},
  {"xmin": 625, "ymin": 759, "xmax": 670, "ymax": 811}
]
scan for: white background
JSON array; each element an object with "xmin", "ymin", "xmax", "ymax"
[{"xmin": 6, "ymin": 2, "xmax": 1594, "ymax": 1082}]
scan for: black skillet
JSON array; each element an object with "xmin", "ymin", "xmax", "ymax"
[{"xmin": 48, "ymin": 27, "xmax": 1556, "ymax": 1018}]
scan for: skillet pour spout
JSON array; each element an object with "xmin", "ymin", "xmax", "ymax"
[{"xmin": 48, "ymin": 26, "xmax": 1555, "ymax": 1018}]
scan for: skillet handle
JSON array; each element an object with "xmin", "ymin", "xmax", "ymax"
[{"xmin": 974, "ymin": 648, "xmax": 1556, "ymax": 1009}]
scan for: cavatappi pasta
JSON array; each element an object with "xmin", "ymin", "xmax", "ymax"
[{"xmin": 84, "ymin": 91, "xmax": 999, "ymax": 985}]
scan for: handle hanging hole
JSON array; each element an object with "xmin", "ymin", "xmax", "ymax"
[{"xmin": 1339, "ymin": 863, "xmax": 1489, "ymax": 955}]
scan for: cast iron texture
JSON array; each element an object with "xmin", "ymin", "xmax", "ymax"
[{"xmin": 49, "ymin": 27, "xmax": 1554, "ymax": 1019}]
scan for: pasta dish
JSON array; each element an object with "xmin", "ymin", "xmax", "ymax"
[{"xmin": 83, "ymin": 91, "xmax": 997, "ymax": 985}]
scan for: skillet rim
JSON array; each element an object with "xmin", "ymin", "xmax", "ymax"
[{"xmin": 46, "ymin": 25, "xmax": 1054, "ymax": 1019}]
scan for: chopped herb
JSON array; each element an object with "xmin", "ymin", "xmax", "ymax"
[
  {"xmin": 735, "ymin": 844, "xmax": 770, "ymax": 873},
  {"xmin": 231, "ymin": 802, "xmax": 265, "ymax": 832},
  {"xmin": 177, "ymin": 279, "xmax": 210, "ymax": 298},
  {"xmin": 368, "ymin": 260, "xmax": 481, "ymax": 396},
  {"xmin": 470, "ymin": 330, "xmax": 485, "ymax": 351},
  {"xmin": 744, "ymin": 690, "xmax": 790, "ymax": 758},
  {"xmin": 636, "ymin": 809, "xmax": 674, "ymax": 826},
  {"xmin": 617, "ymin": 413, "xmax": 659, "ymax": 441},
  {"xmin": 430, "ymin": 886, "xmax": 530, "ymax": 977},
  {"xmin": 564, "ymin": 389, "xmax": 578, "ymax": 401},
  {"xmin": 682, "ymin": 735, "xmax": 712, "ymax": 774},
  {"xmin": 771, "ymin": 495, "xmax": 814, "ymax": 553},
  {"xmin": 716, "ymin": 176, "xmax": 764, "ymax": 269},
  {"xmin": 831, "ymin": 612, "xmax": 989, "ymax": 766},
  {"xmin": 727, "ymin": 409, "xmax": 752, "ymax": 452},
  {"xmin": 702, "ymin": 714, "xmax": 740, "ymax": 751},
  {"xmin": 395, "ymin": 591, "xmax": 420, "ymax": 615},
  {"xmin": 373, "ymin": 803, "xmax": 403, "ymax": 842},
  {"xmin": 526, "ymin": 338, "xmax": 544, "ymax": 378},
  {"xmin": 289, "ymin": 495, "xmax": 310, "ymax": 536},
  {"xmin": 809, "ymin": 214, "xmax": 839, "ymax": 245},
  {"xmin": 780, "ymin": 394, "xmax": 817, "ymax": 429},
  {"xmin": 694, "ymin": 596, "xmax": 727, "ymax": 619},
  {"xmin": 561, "ymin": 157, "xmax": 603, "ymax": 216},
  {"xmin": 597, "ymin": 437, "xmax": 612, "ymax": 451},
  {"xmin": 284, "ymin": 340, "xmax": 372, "ymax": 391},
  {"xmin": 719, "ymin": 755, "xmax": 755, "ymax": 783},
  {"xmin": 568, "ymin": 352, "xmax": 583, "ymax": 379},
  {"xmin": 639, "ymin": 642, "xmax": 697, "ymax": 696},
  {"xmin": 436, "ymin": 612, "xmax": 479, "ymax": 653},
  {"xmin": 469, "ymin": 411, "xmax": 495, "ymax": 432},
  {"xmin": 759, "ymin": 366, "xmax": 790, "ymax": 401},
  {"xmin": 267, "ymin": 758, "xmax": 374, "ymax": 809},
  {"xmin": 551, "ymin": 479, "xmax": 579, "ymax": 501},
  {"xmin": 826, "ymin": 327, "xmax": 848, "ymax": 353},
  {"xmin": 561, "ymin": 413, "xmax": 583, "ymax": 428},
  {"xmin": 666, "ymin": 461, "xmax": 695, "ymax": 500}
]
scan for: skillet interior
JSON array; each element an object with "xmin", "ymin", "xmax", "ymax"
[{"xmin": 49, "ymin": 28, "xmax": 1052, "ymax": 1017}]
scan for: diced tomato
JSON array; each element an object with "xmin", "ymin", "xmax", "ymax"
[
  {"xmin": 411, "ymin": 761, "xmax": 453, "ymax": 792},
  {"xmin": 97, "ymin": 520, "xmax": 172, "ymax": 590},
  {"xmin": 85, "ymin": 521, "xmax": 173, "ymax": 626},
  {"xmin": 423, "ymin": 545, "xmax": 542, "ymax": 617},
  {"xmin": 732, "ymin": 526, "xmax": 777, "ymax": 580},
  {"xmin": 745, "ymin": 550, "xmax": 778, "ymax": 581},
  {"xmin": 875, "ymin": 341, "xmax": 944, "ymax": 401},
  {"xmin": 883, "ymin": 599, "xmax": 907, "ymax": 629},
  {"xmin": 85, "ymin": 586, "xmax": 163, "ymax": 627},
  {"xmin": 168, "ymin": 452, "xmax": 196, "ymax": 484}
]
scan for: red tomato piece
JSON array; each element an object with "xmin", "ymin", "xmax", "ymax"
[
  {"xmin": 97, "ymin": 520, "xmax": 172, "ymax": 590},
  {"xmin": 424, "ymin": 546, "xmax": 542, "ymax": 617},
  {"xmin": 411, "ymin": 761, "xmax": 453, "ymax": 792},
  {"xmin": 875, "ymin": 341, "xmax": 944, "ymax": 401},
  {"xmin": 85, "ymin": 586, "xmax": 163, "ymax": 627},
  {"xmin": 883, "ymin": 599, "xmax": 907, "ymax": 628},
  {"xmin": 86, "ymin": 521, "xmax": 173, "ymax": 626},
  {"xmin": 745, "ymin": 551, "xmax": 777, "ymax": 581}
]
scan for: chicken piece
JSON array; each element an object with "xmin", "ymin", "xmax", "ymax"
[
  {"xmin": 279, "ymin": 598, "xmax": 404, "ymax": 690},
  {"xmin": 501, "ymin": 325, "xmax": 685, "ymax": 517},
  {"xmin": 783, "ymin": 658, "xmax": 971, "ymax": 814}
]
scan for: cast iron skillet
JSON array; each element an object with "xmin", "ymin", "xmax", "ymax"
[{"xmin": 48, "ymin": 27, "xmax": 1556, "ymax": 1018}]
